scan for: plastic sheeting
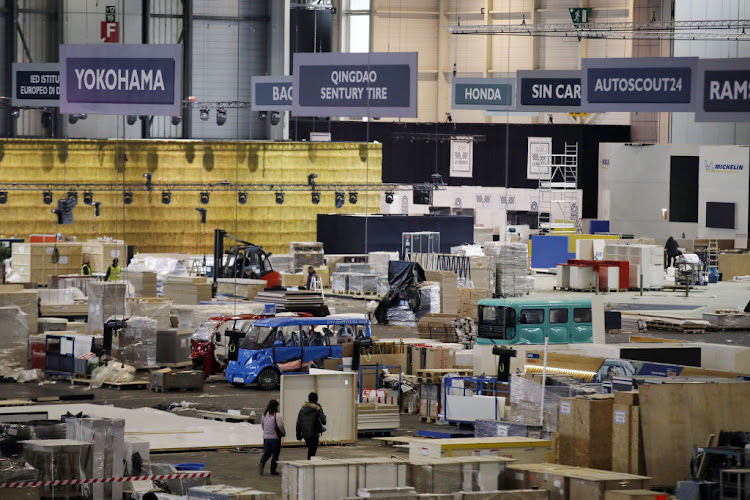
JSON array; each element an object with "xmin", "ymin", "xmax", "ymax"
[
  {"xmin": 90, "ymin": 363, "xmax": 136, "ymax": 388},
  {"xmin": 127, "ymin": 255, "xmax": 189, "ymax": 296},
  {"xmin": 127, "ymin": 299, "xmax": 173, "ymax": 329},
  {"xmin": 332, "ymin": 273, "xmax": 348, "ymax": 293},
  {"xmin": 112, "ymin": 316, "xmax": 158, "ymax": 369},
  {"xmin": 484, "ymin": 242, "xmax": 530, "ymax": 297},
  {"xmin": 419, "ymin": 282, "xmax": 441, "ymax": 314},
  {"xmin": 0, "ymin": 306, "xmax": 28, "ymax": 369},
  {"xmin": 450, "ymin": 245, "xmax": 486, "ymax": 256},
  {"xmin": 348, "ymin": 273, "xmax": 379, "ymax": 294},
  {"xmin": 87, "ymin": 281, "xmax": 127, "ymax": 335},
  {"xmin": 172, "ymin": 303, "xmax": 265, "ymax": 331}
]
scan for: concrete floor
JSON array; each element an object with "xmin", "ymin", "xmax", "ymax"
[{"xmin": 3, "ymin": 274, "xmax": 750, "ymax": 496}]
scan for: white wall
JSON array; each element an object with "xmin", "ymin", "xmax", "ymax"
[
  {"xmin": 599, "ymin": 143, "xmax": 749, "ymax": 238},
  {"xmin": 380, "ymin": 184, "xmax": 582, "ymax": 235},
  {"xmin": 672, "ymin": 0, "xmax": 750, "ymax": 145}
]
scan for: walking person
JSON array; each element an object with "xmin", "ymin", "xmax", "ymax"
[
  {"xmin": 296, "ymin": 392, "xmax": 326, "ymax": 459},
  {"xmin": 259, "ymin": 399, "xmax": 285, "ymax": 476},
  {"xmin": 664, "ymin": 236, "xmax": 681, "ymax": 268}
]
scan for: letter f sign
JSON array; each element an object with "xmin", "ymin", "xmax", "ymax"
[{"xmin": 101, "ymin": 21, "xmax": 119, "ymax": 43}]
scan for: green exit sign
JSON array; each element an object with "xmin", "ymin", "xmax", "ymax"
[{"xmin": 569, "ymin": 7, "xmax": 592, "ymax": 24}]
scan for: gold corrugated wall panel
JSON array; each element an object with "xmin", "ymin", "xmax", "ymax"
[{"xmin": 0, "ymin": 139, "xmax": 382, "ymax": 255}]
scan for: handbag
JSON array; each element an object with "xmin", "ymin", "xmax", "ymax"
[{"xmin": 274, "ymin": 414, "xmax": 286, "ymax": 439}]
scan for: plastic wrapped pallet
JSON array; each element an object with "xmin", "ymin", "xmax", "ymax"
[
  {"xmin": 126, "ymin": 254, "xmax": 189, "ymax": 296},
  {"xmin": 0, "ymin": 457, "xmax": 38, "ymax": 483},
  {"xmin": 112, "ymin": 316, "xmax": 158, "ymax": 369},
  {"xmin": 451, "ymin": 245, "xmax": 485, "ymax": 256},
  {"xmin": 386, "ymin": 303, "xmax": 417, "ymax": 327},
  {"xmin": 376, "ymin": 276, "xmax": 390, "ymax": 297},
  {"xmin": 332, "ymin": 273, "xmax": 348, "ymax": 293},
  {"xmin": 508, "ymin": 374, "xmax": 597, "ymax": 432},
  {"xmin": 269, "ymin": 254, "xmax": 294, "ymax": 273},
  {"xmin": 348, "ymin": 273, "xmax": 379, "ymax": 294},
  {"xmin": 418, "ymin": 282, "xmax": 441, "ymax": 315},
  {"xmin": 0, "ymin": 289, "xmax": 37, "ymax": 339},
  {"xmin": 172, "ymin": 303, "xmax": 265, "ymax": 330},
  {"xmin": 484, "ymin": 242, "xmax": 529, "ymax": 297},
  {"xmin": 188, "ymin": 484, "xmax": 275, "ymax": 499},
  {"xmin": 0, "ymin": 306, "xmax": 29, "ymax": 369},
  {"xmin": 21, "ymin": 439, "xmax": 90, "ymax": 500},
  {"xmin": 87, "ymin": 281, "xmax": 127, "ymax": 335},
  {"xmin": 36, "ymin": 287, "xmax": 79, "ymax": 305},
  {"xmin": 368, "ymin": 251, "xmax": 399, "ymax": 267},
  {"xmin": 66, "ymin": 417, "xmax": 125, "ymax": 500},
  {"xmin": 126, "ymin": 298, "xmax": 172, "ymax": 329}
]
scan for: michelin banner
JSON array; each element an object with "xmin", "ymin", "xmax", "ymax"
[
  {"xmin": 60, "ymin": 44, "xmax": 182, "ymax": 116},
  {"xmin": 292, "ymin": 52, "xmax": 417, "ymax": 118},
  {"xmin": 582, "ymin": 57, "xmax": 697, "ymax": 112}
]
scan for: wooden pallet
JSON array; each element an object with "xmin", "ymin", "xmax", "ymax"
[
  {"xmin": 150, "ymin": 385, "xmax": 203, "ymax": 393},
  {"xmin": 0, "ymin": 399, "xmax": 34, "ymax": 407},
  {"xmin": 645, "ymin": 320, "xmax": 706, "ymax": 334},
  {"xmin": 194, "ymin": 410, "xmax": 254, "ymax": 423},
  {"xmin": 416, "ymin": 369, "xmax": 473, "ymax": 384}
]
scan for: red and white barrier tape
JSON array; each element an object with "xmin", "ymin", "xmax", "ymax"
[{"xmin": 0, "ymin": 471, "xmax": 211, "ymax": 488}]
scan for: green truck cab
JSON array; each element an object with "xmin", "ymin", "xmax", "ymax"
[{"xmin": 476, "ymin": 297, "xmax": 594, "ymax": 345}]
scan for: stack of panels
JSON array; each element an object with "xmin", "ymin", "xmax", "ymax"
[
  {"xmin": 123, "ymin": 270, "xmax": 158, "ymax": 297},
  {"xmin": 163, "ymin": 276, "xmax": 213, "ymax": 305}
]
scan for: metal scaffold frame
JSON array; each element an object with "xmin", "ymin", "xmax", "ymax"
[{"xmin": 537, "ymin": 142, "xmax": 579, "ymax": 235}]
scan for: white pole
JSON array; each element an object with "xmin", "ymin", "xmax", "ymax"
[{"xmin": 539, "ymin": 336, "xmax": 549, "ymax": 427}]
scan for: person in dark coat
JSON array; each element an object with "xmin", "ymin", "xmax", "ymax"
[
  {"xmin": 665, "ymin": 236, "xmax": 680, "ymax": 268},
  {"xmin": 306, "ymin": 266, "xmax": 318, "ymax": 290},
  {"xmin": 296, "ymin": 392, "xmax": 326, "ymax": 459}
]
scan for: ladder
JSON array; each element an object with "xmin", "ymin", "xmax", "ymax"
[{"xmin": 538, "ymin": 142, "xmax": 579, "ymax": 234}]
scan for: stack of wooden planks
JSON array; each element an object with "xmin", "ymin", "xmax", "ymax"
[
  {"xmin": 417, "ymin": 314, "xmax": 460, "ymax": 342},
  {"xmin": 162, "ymin": 276, "xmax": 212, "ymax": 305}
]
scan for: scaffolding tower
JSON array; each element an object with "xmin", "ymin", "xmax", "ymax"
[{"xmin": 538, "ymin": 142, "xmax": 579, "ymax": 235}]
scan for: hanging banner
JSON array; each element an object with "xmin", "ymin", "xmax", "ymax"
[
  {"xmin": 696, "ymin": 58, "xmax": 750, "ymax": 122},
  {"xmin": 452, "ymin": 77, "xmax": 515, "ymax": 111},
  {"xmin": 292, "ymin": 52, "xmax": 417, "ymax": 118},
  {"xmin": 251, "ymin": 75, "xmax": 293, "ymax": 111},
  {"xmin": 581, "ymin": 57, "xmax": 697, "ymax": 112},
  {"xmin": 450, "ymin": 136, "xmax": 473, "ymax": 178},
  {"xmin": 12, "ymin": 63, "xmax": 60, "ymax": 107},
  {"xmin": 516, "ymin": 70, "xmax": 581, "ymax": 112},
  {"xmin": 527, "ymin": 137, "xmax": 552, "ymax": 180},
  {"xmin": 60, "ymin": 44, "xmax": 182, "ymax": 116}
]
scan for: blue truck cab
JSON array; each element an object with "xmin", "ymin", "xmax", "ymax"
[
  {"xmin": 225, "ymin": 316, "xmax": 371, "ymax": 390},
  {"xmin": 476, "ymin": 297, "xmax": 594, "ymax": 345}
]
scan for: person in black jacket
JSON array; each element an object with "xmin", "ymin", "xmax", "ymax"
[
  {"xmin": 296, "ymin": 392, "xmax": 326, "ymax": 459},
  {"xmin": 665, "ymin": 236, "xmax": 680, "ymax": 268}
]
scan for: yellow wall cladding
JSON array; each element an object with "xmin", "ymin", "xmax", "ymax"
[{"xmin": 0, "ymin": 139, "xmax": 382, "ymax": 255}]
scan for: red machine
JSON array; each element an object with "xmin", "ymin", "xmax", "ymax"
[{"xmin": 213, "ymin": 229, "xmax": 282, "ymax": 290}]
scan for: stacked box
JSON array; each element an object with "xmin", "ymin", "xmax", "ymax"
[
  {"xmin": 84, "ymin": 239, "xmax": 126, "ymax": 274},
  {"xmin": 123, "ymin": 270, "xmax": 158, "ymax": 297},
  {"xmin": 12, "ymin": 242, "xmax": 83, "ymax": 283},
  {"xmin": 0, "ymin": 306, "xmax": 29, "ymax": 369},
  {"xmin": 484, "ymin": 242, "xmax": 530, "ymax": 297},
  {"xmin": 127, "ymin": 298, "xmax": 172, "ymax": 329},
  {"xmin": 114, "ymin": 316, "xmax": 158, "ymax": 368},
  {"xmin": 417, "ymin": 314, "xmax": 459, "ymax": 343},
  {"xmin": 457, "ymin": 287, "xmax": 492, "ymax": 320},
  {"xmin": 66, "ymin": 417, "xmax": 125, "ymax": 500},
  {"xmin": 424, "ymin": 270, "xmax": 458, "ymax": 315},
  {"xmin": 407, "ymin": 457, "xmax": 511, "ymax": 494},
  {"xmin": 348, "ymin": 273, "xmax": 379, "ymax": 294},
  {"xmin": 156, "ymin": 329, "xmax": 193, "ymax": 366},
  {"xmin": 290, "ymin": 242, "xmax": 324, "ymax": 272},
  {"xmin": 163, "ymin": 276, "xmax": 212, "ymax": 304},
  {"xmin": 87, "ymin": 281, "xmax": 127, "ymax": 335},
  {"xmin": 332, "ymin": 273, "xmax": 348, "ymax": 293},
  {"xmin": 216, "ymin": 278, "xmax": 266, "ymax": 300}
]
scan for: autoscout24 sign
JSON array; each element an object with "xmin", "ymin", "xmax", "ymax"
[
  {"xmin": 582, "ymin": 57, "xmax": 697, "ymax": 112},
  {"xmin": 60, "ymin": 44, "xmax": 182, "ymax": 116},
  {"xmin": 452, "ymin": 78, "xmax": 515, "ymax": 111},
  {"xmin": 292, "ymin": 52, "xmax": 417, "ymax": 118},
  {"xmin": 12, "ymin": 63, "xmax": 60, "ymax": 106}
]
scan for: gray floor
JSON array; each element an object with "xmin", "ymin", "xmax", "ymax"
[{"xmin": 3, "ymin": 275, "xmax": 750, "ymax": 496}]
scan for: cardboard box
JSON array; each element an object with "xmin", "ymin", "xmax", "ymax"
[
  {"xmin": 281, "ymin": 273, "xmax": 306, "ymax": 288},
  {"xmin": 568, "ymin": 475, "xmax": 648, "ymax": 499},
  {"xmin": 558, "ymin": 395, "xmax": 614, "ymax": 470},
  {"xmin": 613, "ymin": 391, "xmax": 639, "ymax": 406},
  {"xmin": 604, "ymin": 491, "xmax": 667, "ymax": 500}
]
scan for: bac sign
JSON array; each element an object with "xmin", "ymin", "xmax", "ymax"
[
  {"xmin": 251, "ymin": 76, "xmax": 293, "ymax": 111},
  {"xmin": 101, "ymin": 21, "xmax": 119, "ymax": 43}
]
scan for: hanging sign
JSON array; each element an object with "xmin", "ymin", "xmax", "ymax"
[
  {"xmin": 60, "ymin": 44, "xmax": 182, "ymax": 116},
  {"xmin": 292, "ymin": 52, "xmax": 417, "ymax": 118},
  {"xmin": 12, "ymin": 63, "xmax": 60, "ymax": 106},
  {"xmin": 450, "ymin": 136, "xmax": 473, "ymax": 178},
  {"xmin": 581, "ymin": 57, "xmax": 697, "ymax": 112},
  {"xmin": 251, "ymin": 75, "xmax": 293, "ymax": 111},
  {"xmin": 696, "ymin": 58, "xmax": 750, "ymax": 122},
  {"xmin": 516, "ymin": 70, "xmax": 581, "ymax": 112},
  {"xmin": 527, "ymin": 137, "xmax": 552, "ymax": 180},
  {"xmin": 452, "ymin": 77, "xmax": 515, "ymax": 111}
]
